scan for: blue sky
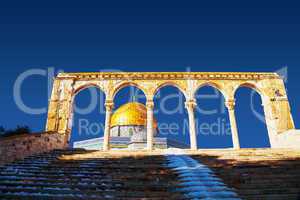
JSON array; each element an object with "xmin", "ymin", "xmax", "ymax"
[{"xmin": 0, "ymin": 1, "xmax": 299, "ymax": 148}]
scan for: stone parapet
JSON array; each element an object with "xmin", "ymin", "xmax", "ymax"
[{"xmin": 0, "ymin": 132, "xmax": 67, "ymax": 166}]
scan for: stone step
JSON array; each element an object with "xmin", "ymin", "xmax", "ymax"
[
  {"xmin": 166, "ymin": 155, "xmax": 242, "ymax": 200},
  {"xmin": 0, "ymin": 185, "xmax": 181, "ymax": 197},
  {"xmin": 0, "ymin": 149, "xmax": 186, "ymax": 199},
  {"xmin": 0, "ymin": 193, "xmax": 108, "ymax": 200},
  {"xmin": 0, "ymin": 170, "xmax": 107, "ymax": 176},
  {"xmin": 238, "ymin": 187, "xmax": 300, "ymax": 195},
  {"xmin": 5, "ymin": 162, "xmax": 169, "ymax": 167},
  {"xmin": 3, "ymin": 149, "xmax": 299, "ymax": 200},
  {"xmin": 0, "ymin": 180, "xmax": 179, "ymax": 191},
  {"xmin": 0, "ymin": 170, "xmax": 171, "ymax": 177},
  {"xmin": 0, "ymin": 180, "xmax": 107, "ymax": 188},
  {"xmin": 217, "ymin": 175, "xmax": 300, "ymax": 184},
  {"xmin": 0, "ymin": 176, "xmax": 179, "ymax": 187},
  {"xmin": 0, "ymin": 193, "xmax": 184, "ymax": 200},
  {"xmin": 192, "ymin": 155, "xmax": 300, "ymax": 200},
  {"xmin": 0, "ymin": 168, "xmax": 170, "ymax": 174},
  {"xmin": 0, "ymin": 187, "xmax": 184, "ymax": 199},
  {"xmin": 2, "ymin": 177, "xmax": 297, "ymax": 193},
  {"xmin": 239, "ymin": 194, "xmax": 300, "ymax": 200},
  {"xmin": 0, "ymin": 180, "xmax": 122, "ymax": 188}
]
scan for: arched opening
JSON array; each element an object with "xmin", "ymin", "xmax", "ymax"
[
  {"xmin": 154, "ymin": 85, "xmax": 190, "ymax": 149},
  {"xmin": 235, "ymin": 87, "xmax": 270, "ymax": 148},
  {"xmin": 195, "ymin": 85, "xmax": 232, "ymax": 149},
  {"xmin": 111, "ymin": 85, "xmax": 147, "ymax": 149},
  {"xmin": 69, "ymin": 86, "xmax": 106, "ymax": 149},
  {"xmin": 113, "ymin": 85, "xmax": 146, "ymax": 108}
]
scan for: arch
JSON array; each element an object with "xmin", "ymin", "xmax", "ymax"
[
  {"xmin": 71, "ymin": 84, "xmax": 106, "ymax": 115},
  {"xmin": 153, "ymin": 85, "xmax": 190, "ymax": 149},
  {"xmin": 73, "ymin": 82, "xmax": 106, "ymax": 97},
  {"xmin": 113, "ymin": 84, "xmax": 148, "ymax": 118},
  {"xmin": 233, "ymin": 82, "xmax": 265, "ymax": 100},
  {"xmin": 153, "ymin": 81, "xmax": 188, "ymax": 100},
  {"xmin": 194, "ymin": 85, "xmax": 232, "ymax": 149},
  {"xmin": 111, "ymin": 84, "xmax": 147, "ymax": 149},
  {"xmin": 112, "ymin": 81, "xmax": 147, "ymax": 100},
  {"xmin": 69, "ymin": 85, "xmax": 106, "ymax": 149},
  {"xmin": 194, "ymin": 81, "xmax": 227, "ymax": 100},
  {"xmin": 234, "ymin": 86, "xmax": 270, "ymax": 148}
]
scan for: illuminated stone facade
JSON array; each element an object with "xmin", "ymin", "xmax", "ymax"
[{"xmin": 46, "ymin": 72, "xmax": 299, "ymax": 150}]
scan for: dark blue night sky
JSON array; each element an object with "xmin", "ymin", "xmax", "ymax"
[{"xmin": 0, "ymin": 1, "xmax": 299, "ymax": 148}]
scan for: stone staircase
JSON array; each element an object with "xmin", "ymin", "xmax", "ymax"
[
  {"xmin": 0, "ymin": 149, "xmax": 185, "ymax": 200},
  {"xmin": 192, "ymin": 151, "xmax": 300, "ymax": 200},
  {"xmin": 1, "ymin": 148, "xmax": 299, "ymax": 200},
  {"xmin": 166, "ymin": 155, "xmax": 241, "ymax": 199}
]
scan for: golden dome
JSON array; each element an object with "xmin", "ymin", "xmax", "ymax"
[{"xmin": 111, "ymin": 102, "xmax": 157, "ymax": 129}]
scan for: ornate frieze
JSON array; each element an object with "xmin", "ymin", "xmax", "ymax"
[{"xmin": 57, "ymin": 72, "xmax": 280, "ymax": 81}]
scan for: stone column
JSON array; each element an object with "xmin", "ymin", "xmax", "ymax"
[
  {"xmin": 226, "ymin": 99, "xmax": 240, "ymax": 149},
  {"xmin": 57, "ymin": 80, "xmax": 74, "ymax": 135},
  {"xmin": 46, "ymin": 79, "xmax": 61, "ymax": 132},
  {"xmin": 146, "ymin": 100, "xmax": 155, "ymax": 151},
  {"xmin": 103, "ymin": 101, "xmax": 114, "ymax": 151},
  {"xmin": 185, "ymin": 99, "xmax": 197, "ymax": 150}
]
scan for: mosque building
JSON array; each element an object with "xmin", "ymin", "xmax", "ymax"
[{"xmin": 73, "ymin": 102, "xmax": 188, "ymax": 150}]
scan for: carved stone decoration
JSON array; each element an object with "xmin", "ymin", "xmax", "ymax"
[{"xmin": 46, "ymin": 72, "xmax": 296, "ymax": 150}]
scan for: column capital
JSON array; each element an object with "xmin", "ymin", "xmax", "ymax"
[
  {"xmin": 185, "ymin": 99, "xmax": 197, "ymax": 110},
  {"xmin": 145, "ymin": 94, "xmax": 154, "ymax": 102},
  {"xmin": 225, "ymin": 99, "xmax": 236, "ymax": 110},
  {"xmin": 104, "ymin": 100, "xmax": 114, "ymax": 111},
  {"xmin": 146, "ymin": 100, "xmax": 154, "ymax": 109}
]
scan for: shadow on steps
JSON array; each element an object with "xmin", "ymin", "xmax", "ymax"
[{"xmin": 192, "ymin": 154, "xmax": 300, "ymax": 200}]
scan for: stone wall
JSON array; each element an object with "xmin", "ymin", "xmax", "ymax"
[
  {"xmin": 271, "ymin": 129, "xmax": 300, "ymax": 149},
  {"xmin": 0, "ymin": 132, "xmax": 67, "ymax": 166}
]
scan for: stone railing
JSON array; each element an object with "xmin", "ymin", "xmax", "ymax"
[{"xmin": 0, "ymin": 132, "xmax": 67, "ymax": 166}]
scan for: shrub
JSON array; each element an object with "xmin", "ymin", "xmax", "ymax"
[{"xmin": 0, "ymin": 125, "xmax": 31, "ymax": 138}]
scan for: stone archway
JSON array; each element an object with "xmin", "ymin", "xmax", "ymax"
[
  {"xmin": 194, "ymin": 85, "xmax": 232, "ymax": 149},
  {"xmin": 153, "ymin": 84, "xmax": 190, "ymax": 149},
  {"xmin": 153, "ymin": 81, "xmax": 188, "ymax": 100},
  {"xmin": 234, "ymin": 86, "xmax": 270, "ymax": 148},
  {"xmin": 111, "ymin": 85, "xmax": 148, "ymax": 149},
  {"xmin": 112, "ymin": 81, "xmax": 148, "ymax": 101},
  {"xmin": 69, "ymin": 86, "xmax": 106, "ymax": 148},
  {"xmin": 46, "ymin": 72, "xmax": 297, "ymax": 150}
]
